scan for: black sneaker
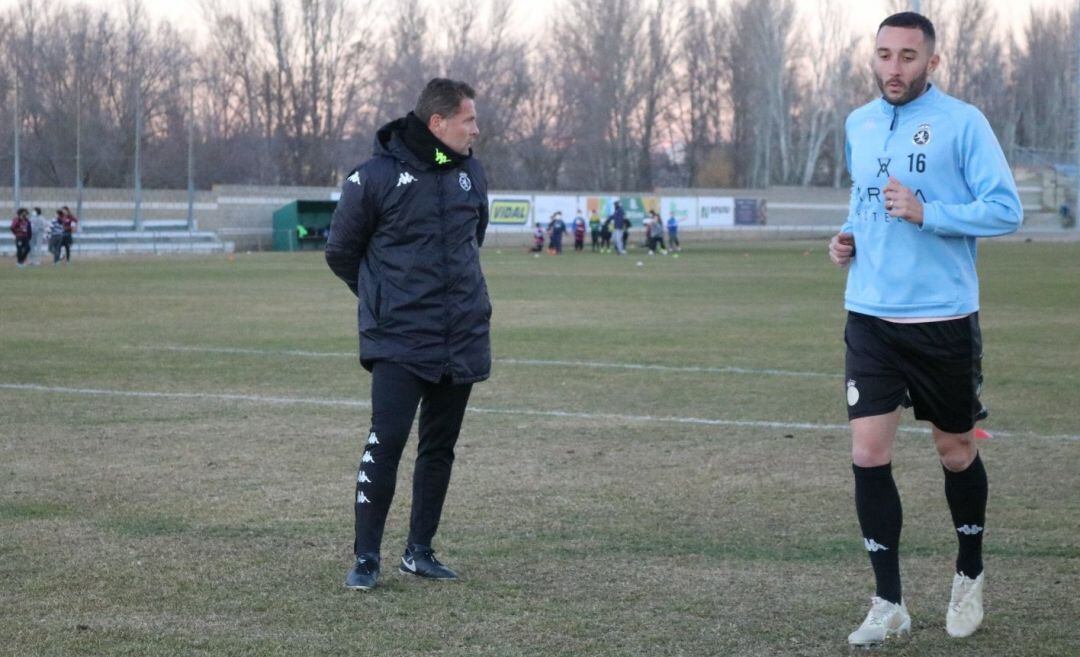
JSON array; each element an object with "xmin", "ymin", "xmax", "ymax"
[
  {"xmin": 344, "ymin": 555, "xmax": 380, "ymax": 590},
  {"xmin": 398, "ymin": 544, "xmax": 458, "ymax": 580}
]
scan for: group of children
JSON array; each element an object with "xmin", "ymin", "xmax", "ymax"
[
  {"xmin": 530, "ymin": 209, "xmax": 681, "ymax": 256},
  {"xmin": 9, "ymin": 206, "xmax": 79, "ymax": 267}
]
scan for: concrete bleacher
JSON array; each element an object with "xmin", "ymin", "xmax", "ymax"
[{"xmin": 0, "ymin": 218, "xmax": 234, "ymax": 256}]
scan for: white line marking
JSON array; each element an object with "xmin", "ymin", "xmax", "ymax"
[
  {"xmin": 142, "ymin": 345, "xmax": 835, "ymax": 379},
  {"xmin": 150, "ymin": 345, "xmax": 353, "ymax": 359},
  {"xmin": 0, "ymin": 383, "xmax": 368, "ymax": 408},
  {"xmin": 497, "ymin": 358, "xmax": 833, "ymax": 378},
  {"xmin": 2, "ymin": 382, "xmax": 1077, "ymax": 442}
]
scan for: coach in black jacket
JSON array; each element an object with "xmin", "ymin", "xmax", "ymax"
[{"xmin": 326, "ymin": 78, "xmax": 491, "ymax": 591}]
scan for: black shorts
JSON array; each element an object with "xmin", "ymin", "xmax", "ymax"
[{"xmin": 844, "ymin": 311, "xmax": 986, "ymax": 434}]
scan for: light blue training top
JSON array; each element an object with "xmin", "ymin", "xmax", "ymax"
[{"xmin": 840, "ymin": 84, "xmax": 1022, "ymax": 318}]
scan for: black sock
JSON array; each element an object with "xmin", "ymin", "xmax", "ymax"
[
  {"xmin": 853, "ymin": 463, "xmax": 903, "ymax": 604},
  {"xmin": 943, "ymin": 453, "xmax": 987, "ymax": 578}
]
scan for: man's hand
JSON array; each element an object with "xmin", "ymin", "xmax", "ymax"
[
  {"xmin": 829, "ymin": 231, "xmax": 855, "ymax": 267},
  {"xmin": 883, "ymin": 176, "xmax": 923, "ymax": 225}
]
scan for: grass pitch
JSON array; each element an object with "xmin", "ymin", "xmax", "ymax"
[{"xmin": 1, "ymin": 241, "xmax": 1078, "ymax": 656}]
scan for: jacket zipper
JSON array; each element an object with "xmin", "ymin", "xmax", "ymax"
[
  {"xmin": 438, "ymin": 170, "xmax": 453, "ymax": 379},
  {"xmin": 884, "ymin": 104, "xmax": 899, "ymax": 150}
]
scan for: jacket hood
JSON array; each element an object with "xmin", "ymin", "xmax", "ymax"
[
  {"xmin": 373, "ymin": 113, "xmax": 472, "ymax": 171},
  {"xmin": 374, "ymin": 117, "xmax": 424, "ymax": 168}
]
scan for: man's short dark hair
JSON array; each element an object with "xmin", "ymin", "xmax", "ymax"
[
  {"xmin": 878, "ymin": 12, "xmax": 936, "ymax": 50},
  {"xmin": 415, "ymin": 78, "xmax": 476, "ymax": 124}
]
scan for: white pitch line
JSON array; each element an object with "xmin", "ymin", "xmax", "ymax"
[
  {"xmin": 142, "ymin": 345, "xmax": 836, "ymax": 379},
  {"xmin": 497, "ymin": 357, "xmax": 834, "ymax": 378},
  {"xmin": 3, "ymin": 382, "xmax": 1078, "ymax": 442},
  {"xmin": 149, "ymin": 345, "xmax": 354, "ymax": 359},
  {"xmin": 0, "ymin": 383, "xmax": 368, "ymax": 408}
]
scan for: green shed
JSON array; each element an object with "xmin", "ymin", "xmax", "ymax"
[{"xmin": 272, "ymin": 200, "xmax": 338, "ymax": 251}]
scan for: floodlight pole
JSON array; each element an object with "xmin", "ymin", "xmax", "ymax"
[
  {"xmin": 186, "ymin": 83, "xmax": 195, "ymax": 231},
  {"xmin": 76, "ymin": 75, "xmax": 83, "ymax": 220},
  {"xmin": 1075, "ymin": 16, "xmax": 1079, "ymax": 229},
  {"xmin": 13, "ymin": 77, "xmax": 20, "ymax": 212},
  {"xmin": 133, "ymin": 82, "xmax": 143, "ymax": 231}
]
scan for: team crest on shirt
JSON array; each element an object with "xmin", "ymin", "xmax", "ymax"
[
  {"xmin": 459, "ymin": 171, "xmax": 472, "ymax": 191},
  {"xmin": 912, "ymin": 124, "xmax": 931, "ymax": 146}
]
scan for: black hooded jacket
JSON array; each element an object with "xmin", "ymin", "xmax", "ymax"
[{"xmin": 325, "ymin": 116, "xmax": 491, "ymax": 384}]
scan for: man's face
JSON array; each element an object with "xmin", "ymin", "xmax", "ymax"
[
  {"xmin": 872, "ymin": 26, "xmax": 939, "ymax": 105},
  {"xmin": 429, "ymin": 98, "xmax": 479, "ymax": 156}
]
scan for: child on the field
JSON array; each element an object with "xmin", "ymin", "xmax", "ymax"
[
  {"xmin": 530, "ymin": 225, "xmax": 544, "ymax": 253},
  {"xmin": 572, "ymin": 212, "xmax": 586, "ymax": 252}
]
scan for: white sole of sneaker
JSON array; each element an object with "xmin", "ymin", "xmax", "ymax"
[
  {"xmin": 946, "ymin": 621, "xmax": 982, "ymax": 639},
  {"xmin": 848, "ymin": 621, "xmax": 912, "ymax": 648}
]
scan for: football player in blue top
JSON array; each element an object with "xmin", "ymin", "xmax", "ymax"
[{"xmin": 828, "ymin": 12, "xmax": 1021, "ymax": 647}]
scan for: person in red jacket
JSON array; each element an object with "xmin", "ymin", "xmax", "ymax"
[
  {"xmin": 59, "ymin": 206, "xmax": 78, "ymax": 263},
  {"xmin": 10, "ymin": 208, "xmax": 32, "ymax": 267},
  {"xmin": 572, "ymin": 211, "xmax": 586, "ymax": 252}
]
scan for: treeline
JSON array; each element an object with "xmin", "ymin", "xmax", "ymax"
[{"xmin": 0, "ymin": 0, "xmax": 1076, "ymax": 191}]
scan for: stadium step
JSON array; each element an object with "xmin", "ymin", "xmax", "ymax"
[{"xmin": 0, "ymin": 226, "xmax": 234, "ymax": 256}]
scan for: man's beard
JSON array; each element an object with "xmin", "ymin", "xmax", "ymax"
[{"xmin": 875, "ymin": 67, "xmax": 930, "ymax": 106}]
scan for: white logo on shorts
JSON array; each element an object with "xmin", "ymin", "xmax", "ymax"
[
  {"xmin": 367, "ymin": 432, "xmax": 379, "ymax": 445},
  {"xmin": 356, "ymin": 491, "xmax": 371, "ymax": 504},
  {"xmin": 357, "ymin": 470, "xmax": 371, "ymax": 483},
  {"xmin": 847, "ymin": 379, "xmax": 860, "ymax": 406},
  {"xmin": 864, "ymin": 538, "xmax": 889, "ymax": 552}
]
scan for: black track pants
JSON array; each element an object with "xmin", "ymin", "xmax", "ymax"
[{"xmin": 352, "ymin": 362, "xmax": 473, "ymax": 556}]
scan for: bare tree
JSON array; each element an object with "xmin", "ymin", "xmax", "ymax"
[
  {"xmin": 728, "ymin": 0, "xmax": 795, "ymax": 187},
  {"xmin": 553, "ymin": 0, "xmax": 645, "ymax": 190},
  {"xmin": 371, "ymin": 0, "xmax": 430, "ymax": 125},
  {"xmin": 507, "ymin": 48, "xmax": 573, "ymax": 190},
  {"xmin": 631, "ymin": 1, "xmax": 678, "ymax": 190},
  {"xmin": 201, "ymin": 0, "xmax": 373, "ymax": 185},
  {"xmin": 790, "ymin": 0, "xmax": 859, "ymax": 186},
  {"xmin": 0, "ymin": 0, "xmax": 1073, "ymax": 191},
  {"xmin": 1011, "ymin": 3, "xmax": 1078, "ymax": 161},
  {"xmin": 677, "ymin": 0, "xmax": 730, "ymax": 187}
]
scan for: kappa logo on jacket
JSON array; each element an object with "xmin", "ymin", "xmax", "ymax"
[
  {"xmin": 396, "ymin": 172, "xmax": 418, "ymax": 187},
  {"xmin": 347, "ymin": 171, "xmax": 362, "ymax": 185}
]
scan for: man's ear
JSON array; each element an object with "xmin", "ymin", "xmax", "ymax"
[{"xmin": 928, "ymin": 52, "xmax": 940, "ymax": 73}]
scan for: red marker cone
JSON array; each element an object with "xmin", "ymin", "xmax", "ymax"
[{"xmin": 974, "ymin": 428, "xmax": 992, "ymax": 440}]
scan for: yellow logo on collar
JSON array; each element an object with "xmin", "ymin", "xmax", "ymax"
[{"xmin": 434, "ymin": 148, "xmax": 451, "ymax": 165}]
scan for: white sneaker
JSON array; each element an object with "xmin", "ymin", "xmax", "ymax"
[
  {"xmin": 848, "ymin": 596, "xmax": 911, "ymax": 646},
  {"xmin": 946, "ymin": 572, "xmax": 984, "ymax": 638}
]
